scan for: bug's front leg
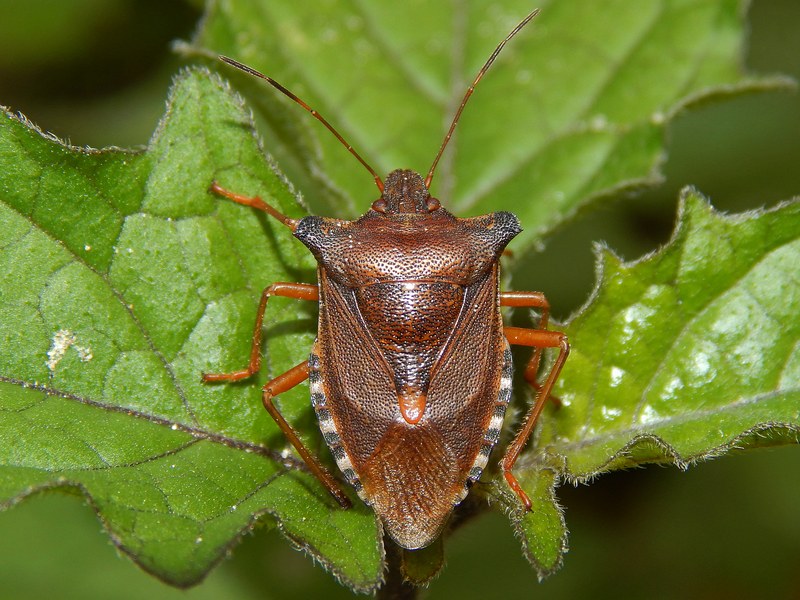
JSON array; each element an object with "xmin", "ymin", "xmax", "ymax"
[
  {"xmin": 202, "ymin": 282, "xmax": 318, "ymax": 382},
  {"xmin": 209, "ymin": 181, "xmax": 299, "ymax": 230},
  {"xmin": 501, "ymin": 295, "xmax": 570, "ymax": 510}
]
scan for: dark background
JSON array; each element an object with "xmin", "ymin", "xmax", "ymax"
[{"xmin": 0, "ymin": 1, "xmax": 798, "ymax": 598}]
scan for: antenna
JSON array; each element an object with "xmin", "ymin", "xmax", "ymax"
[
  {"xmin": 425, "ymin": 9, "xmax": 539, "ymax": 189},
  {"xmin": 219, "ymin": 56, "xmax": 385, "ymax": 193}
]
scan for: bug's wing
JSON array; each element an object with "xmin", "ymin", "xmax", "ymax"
[
  {"xmin": 315, "ymin": 265, "xmax": 507, "ymax": 549},
  {"xmin": 379, "ymin": 267, "xmax": 508, "ymax": 548},
  {"xmin": 312, "ymin": 271, "xmax": 400, "ymax": 490},
  {"xmin": 426, "ymin": 263, "xmax": 509, "ymax": 483}
]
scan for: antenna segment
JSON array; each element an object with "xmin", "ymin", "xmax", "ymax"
[
  {"xmin": 425, "ymin": 9, "xmax": 539, "ymax": 189},
  {"xmin": 219, "ymin": 56, "xmax": 385, "ymax": 192}
]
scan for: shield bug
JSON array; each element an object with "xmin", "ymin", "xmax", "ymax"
[{"xmin": 203, "ymin": 9, "xmax": 569, "ymax": 550}]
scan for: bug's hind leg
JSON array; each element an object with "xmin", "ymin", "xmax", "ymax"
[
  {"xmin": 262, "ymin": 361, "xmax": 352, "ymax": 509},
  {"xmin": 501, "ymin": 324, "xmax": 569, "ymax": 510},
  {"xmin": 200, "ymin": 282, "xmax": 346, "ymax": 506}
]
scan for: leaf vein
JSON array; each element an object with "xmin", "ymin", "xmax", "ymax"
[{"xmin": 0, "ymin": 376, "xmax": 305, "ymax": 469}]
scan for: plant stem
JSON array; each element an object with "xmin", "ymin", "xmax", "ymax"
[{"xmin": 377, "ymin": 540, "xmax": 419, "ymax": 600}]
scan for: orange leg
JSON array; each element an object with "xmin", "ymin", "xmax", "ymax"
[
  {"xmin": 209, "ymin": 181, "xmax": 299, "ymax": 230},
  {"xmin": 205, "ymin": 185, "xmax": 349, "ymax": 506},
  {"xmin": 261, "ymin": 362, "xmax": 351, "ymax": 508},
  {"xmin": 501, "ymin": 291, "xmax": 551, "ymax": 386},
  {"xmin": 202, "ymin": 282, "xmax": 318, "ymax": 382},
  {"xmin": 201, "ymin": 282, "xmax": 349, "ymax": 507},
  {"xmin": 501, "ymin": 321, "xmax": 570, "ymax": 511}
]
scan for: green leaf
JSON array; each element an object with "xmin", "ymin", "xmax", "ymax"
[
  {"xmin": 182, "ymin": 0, "xmax": 784, "ymax": 251},
  {"xmin": 0, "ymin": 70, "xmax": 382, "ymax": 592},
  {"xmin": 491, "ymin": 468, "xmax": 567, "ymax": 580},
  {"xmin": 1, "ymin": 0, "xmax": 797, "ymax": 593},
  {"xmin": 509, "ymin": 190, "xmax": 800, "ymax": 572},
  {"xmin": 553, "ymin": 190, "xmax": 800, "ymax": 474}
]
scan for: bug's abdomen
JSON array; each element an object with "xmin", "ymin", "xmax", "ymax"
[{"xmin": 355, "ymin": 281, "xmax": 463, "ymax": 401}]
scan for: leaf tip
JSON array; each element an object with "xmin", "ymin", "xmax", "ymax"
[{"xmin": 675, "ymin": 185, "xmax": 719, "ymax": 234}]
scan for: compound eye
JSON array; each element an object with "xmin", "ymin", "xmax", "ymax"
[
  {"xmin": 426, "ymin": 197, "xmax": 440, "ymax": 212},
  {"xmin": 371, "ymin": 198, "xmax": 388, "ymax": 213}
]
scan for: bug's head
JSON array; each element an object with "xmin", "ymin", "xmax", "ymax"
[
  {"xmin": 371, "ymin": 169, "xmax": 441, "ymax": 215},
  {"xmin": 219, "ymin": 10, "xmax": 538, "ymax": 221}
]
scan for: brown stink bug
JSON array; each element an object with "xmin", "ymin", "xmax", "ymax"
[{"xmin": 203, "ymin": 9, "xmax": 569, "ymax": 550}]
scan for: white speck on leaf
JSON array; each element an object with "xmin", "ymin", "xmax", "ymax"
[
  {"xmin": 638, "ymin": 404, "xmax": 662, "ymax": 424},
  {"xmin": 590, "ymin": 114, "xmax": 608, "ymax": 131},
  {"xmin": 609, "ymin": 365, "xmax": 625, "ymax": 387},
  {"xmin": 601, "ymin": 405, "xmax": 622, "ymax": 420},
  {"xmin": 46, "ymin": 329, "xmax": 93, "ymax": 373}
]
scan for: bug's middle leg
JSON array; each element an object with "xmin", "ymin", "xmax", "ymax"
[
  {"xmin": 500, "ymin": 291, "xmax": 553, "ymax": 386},
  {"xmin": 202, "ymin": 282, "xmax": 318, "ymax": 382}
]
